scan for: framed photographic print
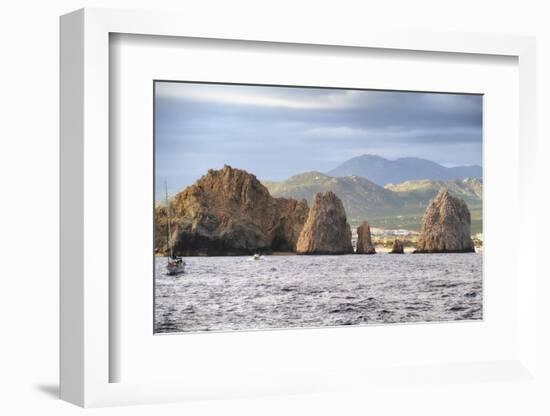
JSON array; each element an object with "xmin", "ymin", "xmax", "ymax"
[
  {"xmin": 153, "ymin": 81, "xmax": 483, "ymax": 334},
  {"xmin": 60, "ymin": 8, "xmax": 538, "ymax": 408}
]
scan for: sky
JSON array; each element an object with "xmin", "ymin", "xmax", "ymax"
[{"xmin": 155, "ymin": 81, "xmax": 482, "ymax": 197}]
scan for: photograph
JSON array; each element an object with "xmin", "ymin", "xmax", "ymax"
[{"xmin": 153, "ymin": 81, "xmax": 483, "ymax": 333}]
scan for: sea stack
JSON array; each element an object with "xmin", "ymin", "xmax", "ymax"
[
  {"xmin": 356, "ymin": 221, "xmax": 376, "ymax": 254},
  {"xmin": 389, "ymin": 239, "xmax": 404, "ymax": 254},
  {"xmin": 415, "ymin": 189, "xmax": 475, "ymax": 253},
  {"xmin": 296, "ymin": 191, "xmax": 354, "ymax": 254},
  {"xmin": 156, "ymin": 165, "xmax": 309, "ymax": 256}
]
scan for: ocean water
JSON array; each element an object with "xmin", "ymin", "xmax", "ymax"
[{"xmin": 154, "ymin": 253, "xmax": 482, "ymax": 333}]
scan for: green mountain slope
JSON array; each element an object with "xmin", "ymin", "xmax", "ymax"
[
  {"xmin": 263, "ymin": 172, "xmax": 403, "ymax": 225},
  {"xmin": 384, "ymin": 178, "xmax": 482, "ymax": 233},
  {"xmin": 385, "ymin": 178, "xmax": 482, "ymax": 209},
  {"xmin": 263, "ymin": 173, "xmax": 483, "ymax": 233}
]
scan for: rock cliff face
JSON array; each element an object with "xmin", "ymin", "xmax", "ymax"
[
  {"xmin": 156, "ymin": 165, "xmax": 309, "ymax": 256},
  {"xmin": 296, "ymin": 191, "xmax": 353, "ymax": 254},
  {"xmin": 415, "ymin": 189, "xmax": 475, "ymax": 253},
  {"xmin": 356, "ymin": 221, "xmax": 376, "ymax": 254},
  {"xmin": 154, "ymin": 204, "xmax": 169, "ymax": 253},
  {"xmin": 271, "ymin": 197, "xmax": 310, "ymax": 252},
  {"xmin": 389, "ymin": 239, "xmax": 404, "ymax": 254}
]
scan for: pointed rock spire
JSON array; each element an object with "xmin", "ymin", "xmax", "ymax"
[
  {"xmin": 356, "ymin": 221, "xmax": 376, "ymax": 254},
  {"xmin": 415, "ymin": 189, "xmax": 475, "ymax": 253},
  {"xmin": 296, "ymin": 191, "xmax": 354, "ymax": 254}
]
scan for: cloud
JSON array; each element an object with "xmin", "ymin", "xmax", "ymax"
[
  {"xmin": 155, "ymin": 82, "xmax": 368, "ymax": 110},
  {"xmin": 154, "ymin": 81, "xmax": 482, "ymax": 194},
  {"xmin": 304, "ymin": 125, "xmax": 481, "ymax": 141}
]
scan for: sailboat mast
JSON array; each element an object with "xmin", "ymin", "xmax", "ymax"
[{"xmin": 165, "ymin": 181, "xmax": 173, "ymax": 258}]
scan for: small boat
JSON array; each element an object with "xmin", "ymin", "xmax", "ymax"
[
  {"xmin": 252, "ymin": 253, "xmax": 261, "ymax": 260},
  {"xmin": 167, "ymin": 256, "xmax": 185, "ymax": 275},
  {"xmin": 164, "ymin": 181, "xmax": 185, "ymax": 276}
]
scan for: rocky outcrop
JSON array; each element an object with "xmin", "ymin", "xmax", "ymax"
[
  {"xmin": 415, "ymin": 189, "xmax": 475, "ymax": 253},
  {"xmin": 389, "ymin": 239, "xmax": 404, "ymax": 254},
  {"xmin": 156, "ymin": 165, "xmax": 309, "ymax": 256},
  {"xmin": 356, "ymin": 221, "xmax": 376, "ymax": 254},
  {"xmin": 296, "ymin": 191, "xmax": 353, "ymax": 254},
  {"xmin": 270, "ymin": 197, "xmax": 310, "ymax": 252},
  {"xmin": 154, "ymin": 204, "xmax": 169, "ymax": 253}
]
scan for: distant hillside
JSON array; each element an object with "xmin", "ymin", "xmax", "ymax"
[
  {"xmin": 385, "ymin": 178, "xmax": 482, "ymax": 210},
  {"xmin": 263, "ymin": 172, "xmax": 403, "ymax": 225},
  {"xmin": 263, "ymin": 173, "xmax": 483, "ymax": 233},
  {"xmin": 328, "ymin": 154, "xmax": 482, "ymax": 186}
]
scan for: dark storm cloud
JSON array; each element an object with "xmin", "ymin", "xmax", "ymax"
[{"xmin": 155, "ymin": 82, "xmax": 482, "ymax": 196}]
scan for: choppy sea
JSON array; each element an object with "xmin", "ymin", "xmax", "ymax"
[{"xmin": 154, "ymin": 253, "xmax": 482, "ymax": 333}]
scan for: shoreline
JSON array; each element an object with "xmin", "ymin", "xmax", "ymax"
[{"xmin": 155, "ymin": 246, "xmax": 482, "ymax": 257}]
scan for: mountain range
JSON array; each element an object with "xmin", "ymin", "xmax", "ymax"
[
  {"xmin": 263, "ymin": 172, "xmax": 482, "ymax": 233},
  {"xmin": 328, "ymin": 154, "xmax": 482, "ymax": 186}
]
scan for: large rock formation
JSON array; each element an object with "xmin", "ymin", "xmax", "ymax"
[
  {"xmin": 415, "ymin": 189, "xmax": 475, "ymax": 253},
  {"xmin": 356, "ymin": 221, "xmax": 376, "ymax": 254},
  {"xmin": 296, "ymin": 191, "xmax": 354, "ymax": 254},
  {"xmin": 156, "ymin": 165, "xmax": 309, "ymax": 255}
]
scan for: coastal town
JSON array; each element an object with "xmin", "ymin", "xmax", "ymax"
[{"xmin": 357, "ymin": 229, "xmax": 483, "ymax": 253}]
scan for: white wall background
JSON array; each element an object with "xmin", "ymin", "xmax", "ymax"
[{"xmin": 0, "ymin": 1, "xmax": 548, "ymax": 415}]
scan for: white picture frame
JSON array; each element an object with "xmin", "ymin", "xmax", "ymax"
[{"xmin": 60, "ymin": 7, "xmax": 537, "ymax": 408}]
